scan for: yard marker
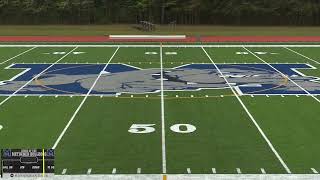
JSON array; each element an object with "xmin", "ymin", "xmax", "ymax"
[
  {"xmin": 236, "ymin": 168, "xmax": 242, "ymax": 174},
  {"xmin": 160, "ymin": 44, "xmax": 167, "ymax": 174},
  {"xmin": 191, "ymin": 95, "xmax": 194, "ymax": 97},
  {"xmin": 39, "ymin": 95, "xmax": 43, "ymax": 98},
  {"xmin": 131, "ymin": 95, "xmax": 133, "ymax": 98},
  {"xmin": 52, "ymin": 47, "xmax": 120, "ymax": 150},
  {"xmin": 112, "ymin": 168, "xmax": 117, "ymax": 174},
  {"xmin": 137, "ymin": 168, "xmax": 141, "ymax": 174},
  {"xmin": 0, "ymin": 47, "xmax": 78, "ymax": 108},
  {"xmin": 176, "ymin": 95, "xmax": 179, "ymax": 97},
  {"xmin": 202, "ymin": 46, "xmax": 292, "ymax": 174},
  {"xmin": 187, "ymin": 168, "xmax": 191, "ymax": 174},
  {"xmin": 281, "ymin": 95, "xmax": 285, "ymax": 97},
  {"xmin": 55, "ymin": 95, "xmax": 58, "ymax": 98},
  {"xmin": 266, "ymin": 95, "xmax": 269, "ymax": 97},
  {"xmin": 0, "ymin": 46, "xmax": 36, "ymax": 65},
  {"xmin": 220, "ymin": 95, "xmax": 224, "ymax": 97},
  {"xmin": 311, "ymin": 168, "xmax": 318, "ymax": 174},
  {"xmin": 211, "ymin": 168, "xmax": 216, "ymax": 174},
  {"xmin": 284, "ymin": 47, "xmax": 320, "ymax": 64},
  {"xmin": 251, "ymin": 95, "xmax": 254, "ymax": 97},
  {"xmin": 61, "ymin": 169, "xmax": 67, "ymax": 175},
  {"xmin": 261, "ymin": 168, "xmax": 266, "ymax": 174},
  {"xmin": 87, "ymin": 168, "xmax": 92, "ymax": 175},
  {"xmin": 146, "ymin": 95, "xmax": 149, "ymax": 98},
  {"xmin": 24, "ymin": 95, "xmax": 28, "ymax": 98},
  {"xmin": 244, "ymin": 46, "xmax": 320, "ymax": 104},
  {"xmin": 296, "ymin": 95, "xmax": 300, "ymax": 97},
  {"xmin": 206, "ymin": 95, "xmax": 209, "ymax": 98},
  {"xmin": 100, "ymin": 95, "xmax": 103, "ymax": 98}
]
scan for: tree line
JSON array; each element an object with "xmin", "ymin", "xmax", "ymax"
[{"xmin": 0, "ymin": 0, "xmax": 319, "ymax": 25}]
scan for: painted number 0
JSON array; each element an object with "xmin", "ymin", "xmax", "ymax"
[{"xmin": 128, "ymin": 124, "xmax": 196, "ymax": 134}]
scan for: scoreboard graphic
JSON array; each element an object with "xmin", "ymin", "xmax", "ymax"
[{"xmin": 1, "ymin": 149, "xmax": 54, "ymax": 178}]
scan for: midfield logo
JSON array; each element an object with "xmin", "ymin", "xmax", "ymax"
[{"xmin": 0, "ymin": 63, "xmax": 319, "ymax": 96}]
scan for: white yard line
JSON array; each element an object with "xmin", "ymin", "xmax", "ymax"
[
  {"xmin": 52, "ymin": 47, "xmax": 119, "ymax": 149},
  {"xmin": 201, "ymin": 46, "xmax": 291, "ymax": 174},
  {"xmin": 160, "ymin": 44, "xmax": 167, "ymax": 174},
  {"xmin": 243, "ymin": 46, "xmax": 320, "ymax": 103},
  {"xmin": 0, "ymin": 46, "xmax": 36, "ymax": 64},
  {"xmin": 0, "ymin": 46, "xmax": 78, "ymax": 108},
  {"xmin": 284, "ymin": 47, "xmax": 320, "ymax": 64}
]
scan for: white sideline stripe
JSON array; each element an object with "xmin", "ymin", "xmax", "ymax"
[
  {"xmin": 212, "ymin": 168, "xmax": 216, "ymax": 174},
  {"xmin": 112, "ymin": 168, "xmax": 117, "ymax": 174},
  {"xmin": 284, "ymin": 47, "xmax": 320, "ymax": 64},
  {"xmin": 236, "ymin": 168, "xmax": 242, "ymax": 174},
  {"xmin": 243, "ymin": 46, "xmax": 320, "ymax": 104},
  {"xmin": 51, "ymin": 47, "xmax": 120, "ymax": 149},
  {"xmin": 87, "ymin": 168, "xmax": 92, "ymax": 175},
  {"xmin": 3, "ymin": 44, "xmax": 320, "ymax": 48},
  {"xmin": 261, "ymin": 168, "xmax": 266, "ymax": 174},
  {"xmin": 202, "ymin": 47, "xmax": 292, "ymax": 174},
  {"xmin": 311, "ymin": 168, "xmax": 319, "ymax": 174},
  {"xmin": 0, "ymin": 47, "xmax": 78, "ymax": 108},
  {"xmin": 160, "ymin": 44, "xmax": 167, "ymax": 174},
  {"xmin": 0, "ymin": 46, "xmax": 36, "ymax": 64},
  {"xmin": 137, "ymin": 168, "xmax": 141, "ymax": 174},
  {"xmin": 110, "ymin": 35, "xmax": 186, "ymax": 39},
  {"xmin": 187, "ymin": 168, "xmax": 191, "ymax": 174},
  {"xmin": 62, "ymin": 169, "xmax": 67, "ymax": 175}
]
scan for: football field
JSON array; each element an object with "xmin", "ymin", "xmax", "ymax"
[{"xmin": 1, "ymin": 44, "xmax": 320, "ymax": 176}]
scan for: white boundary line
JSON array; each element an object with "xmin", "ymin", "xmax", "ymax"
[
  {"xmin": 0, "ymin": 46, "xmax": 78, "ymax": 108},
  {"xmin": 1, "ymin": 44, "xmax": 320, "ymax": 48},
  {"xmin": 160, "ymin": 44, "xmax": 167, "ymax": 174},
  {"xmin": 284, "ymin": 47, "xmax": 320, "ymax": 64},
  {"xmin": 52, "ymin": 46, "xmax": 120, "ymax": 149},
  {"xmin": 243, "ymin": 46, "xmax": 320, "ymax": 103},
  {"xmin": 201, "ymin": 46, "xmax": 292, "ymax": 174},
  {"xmin": 0, "ymin": 46, "xmax": 36, "ymax": 64}
]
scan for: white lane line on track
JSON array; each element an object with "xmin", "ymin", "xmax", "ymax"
[
  {"xmin": 0, "ymin": 46, "xmax": 37, "ymax": 65},
  {"xmin": 51, "ymin": 47, "xmax": 120, "ymax": 149},
  {"xmin": 160, "ymin": 44, "xmax": 167, "ymax": 174},
  {"xmin": 243, "ymin": 46, "xmax": 320, "ymax": 104},
  {"xmin": 202, "ymin": 46, "xmax": 292, "ymax": 174},
  {"xmin": 0, "ymin": 47, "xmax": 78, "ymax": 108}
]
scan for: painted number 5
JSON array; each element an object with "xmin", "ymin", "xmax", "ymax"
[{"xmin": 128, "ymin": 124, "xmax": 156, "ymax": 134}]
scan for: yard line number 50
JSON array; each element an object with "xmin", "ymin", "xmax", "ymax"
[{"xmin": 128, "ymin": 124, "xmax": 196, "ymax": 134}]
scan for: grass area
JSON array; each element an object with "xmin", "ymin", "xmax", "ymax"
[
  {"xmin": 0, "ymin": 44, "xmax": 320, "ymax": 175},
  {"xmin": 1, "ymin": 25, "xmax": 320, "ymax": 36}
]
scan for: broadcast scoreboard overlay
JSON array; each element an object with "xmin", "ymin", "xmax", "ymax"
[
  {"xmin": 0, "ymin": 44, "xmax": 320, "ymax": 175},
  {"xmin": 1, "ymin": 149, "xmax": 54, "ymax": 178}
]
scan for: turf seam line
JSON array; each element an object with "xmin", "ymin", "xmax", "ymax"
[
  {"xmin": 201, "ymin": 46, "xmax": 292, "ymax": 174},
  {"xmin": 0, "ymin": 46, "xmax": 36, "ymax": 65},
  {"xmin": 243, "ymin": 46, "xmax": 320, "ymax": 104},
  {"xmin": 0, "ymin": 46, "xmax": 78, "ymax": 108},
  {"xmin": 51, "ymin": 46, "xmax": 120, "ymax": 149},
  {"xmin": 284, "ymin": 47, "xmax": 320, "ymax": 64},
  {"xmin": 160, "ymin": 43, "xmax": 167, "ymax": 174}
]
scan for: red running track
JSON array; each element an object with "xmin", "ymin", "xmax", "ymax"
[{"xmin": 0, "ymin": 36, "xmax": 320, "ymax": 42}]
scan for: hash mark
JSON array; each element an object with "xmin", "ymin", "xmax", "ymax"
[
  {"xmin": 311, "ymin": 168, "xmax": 318, "ymax": 174},
  {"xmin": 112, "ymin": 168, "xmax": 117, "ymax": 174},
  {"xmin": 236, "ymin": 168, "xmax": 242, "ymax": 174},
  {"xmin": 212, "ymin": 168, "xmax": 216, "ymax": 174},
  {"xmin": 187, "ymin": 168, "xmax": 191, "ymax": 174}
]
